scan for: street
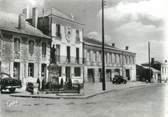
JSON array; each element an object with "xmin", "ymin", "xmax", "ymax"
[{"xmin": 0, "ymin": 84, "xmax": 166, "ymax": 117}]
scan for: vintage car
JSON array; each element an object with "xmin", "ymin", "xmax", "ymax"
[
  {"xmin": 0, "ymin": 72, "xmax": 22, "ymax": 93},
  {"xmin": 112, "ymin": 75, "xmax": 127, "ymax": 84}
]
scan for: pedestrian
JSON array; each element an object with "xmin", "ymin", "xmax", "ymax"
[
  {"xmin": 37, "ymin": 78, "xmax": 40, "ymax": 91},
  {"xmin": 42, "ymin": 78, "xmax": 46, "ymax": 91}
]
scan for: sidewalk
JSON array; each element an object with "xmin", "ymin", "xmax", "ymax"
[{"xmin": 10, "ymin": 81, "xmax": 151, "ymax": 99}]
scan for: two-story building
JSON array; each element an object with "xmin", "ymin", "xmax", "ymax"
[
  {"xmin": 83, "ymin": 37, "xmax": 136, "ymax": 83},
  {"xmin": 26, "ymin": 8, "xmax": 84, "ymax": 84},
  {"xmin": 0, "ymin": 12, "xmax": 51, "ymax": 85}
]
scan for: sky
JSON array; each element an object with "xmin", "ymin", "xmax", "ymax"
[{"xmin": 0, "ymin": 0, "xmax": 167, "ymax": 64}]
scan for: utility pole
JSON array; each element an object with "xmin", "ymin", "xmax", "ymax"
[
  {"xmin": 102, "ymin": 0, "xmax": 106, "ymax": 90},
  {"xmin": 148, "ymin": 41, "xmax": 151, "ymax": 83}
]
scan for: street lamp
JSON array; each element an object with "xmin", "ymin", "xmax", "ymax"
[{"xmin": 102, "ymin": 0, "xmax": 106, "ymax": 90}]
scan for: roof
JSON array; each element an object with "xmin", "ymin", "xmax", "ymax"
[
  {"xmin": 142, "ymin": 61, "xmax": 161, "ymax": 66},
  {"xmin": 83, "ymin": 37, "xmax": 111, "ymax": 47},
  {"xmin": 0, "ymin": 12, "xmax": 50, "ymax": 39},
  {"xmin": 40, "ymin": 8, "xmax": 70, "ymax": 20},
  {"xmin": 36, "ymin": 8, "xmax": 83, "ymax": 25},
  {"xmin": 142, "ymin": 66, "xmax": 161, "ymax": 73},
  {"xmin": 83, "ymin": 37, "xmax": 136, "ymax": 54}
]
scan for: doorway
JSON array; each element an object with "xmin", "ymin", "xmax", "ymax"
[
  {"xmin": 106, "ymin": 69, "xmax": 112, "ymax": 81},
  {"xmin": 13, "ymin": 62, "xmax": 20, "ymax": 80},
  {"xmin": 41, "ymin": 64, "xmax": 47, "ymax": 80},
  {"xmin": 66, "ymin": 67, "xmax": 71, "ymax": 81},
  {"xmin": 126, "ymin": 69, "xmax": 130, "ymax": 80},
  {"xmin": 87, "ymin": 69, "xmax": 95, "ymax": 83}
]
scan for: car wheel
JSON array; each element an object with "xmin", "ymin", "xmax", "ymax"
[{"xmin": 9, "ymin": 88, "xmax": 16, "ymax": 93}]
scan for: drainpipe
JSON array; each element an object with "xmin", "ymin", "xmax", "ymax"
[{"xmin": 82, "ymin": 41, "xmax": 85, "ymax": 89}]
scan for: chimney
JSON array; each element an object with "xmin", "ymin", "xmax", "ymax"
[
  {"xmin": 18, "ymin": 14, "xmax": 26, "ymax": 29},
  {"xmin": 32, "ymin": 7, "xmax": 38, "ymax": 28},
  {"xmin": 151, "ymin": 58, "xmax": 154, "ymax": 65},
  {"xmin": 112, "ymin": 43, "xmax": 115, "ymax": 47},
  {"xmin": 22, "ymin": 7, "xmax": 29, "ymax": 19},
  {"xmin": 125, "ymin": 46, "xmax": 129, "ymax": 50}
]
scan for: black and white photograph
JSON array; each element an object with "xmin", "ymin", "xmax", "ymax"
[{"xmin": 0, "ymin": 0, "xmax": 167, "ymax": 117}]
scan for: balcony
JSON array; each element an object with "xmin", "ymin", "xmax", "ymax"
[
  {"xmin": 84, "ymin": 59, "xmax": 123, "ymax": 67},
  {"xmin": 51, "ymin": 55, "xmax": 83, "ymax": 65}
]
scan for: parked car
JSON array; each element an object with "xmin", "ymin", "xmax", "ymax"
[
  {"xmin": 0, "ymin": 72, "xmax": 22, "ymax": 93},
  {"xmin": 112, "ymin": 75, "xmax": 127, "ymax": 84}
]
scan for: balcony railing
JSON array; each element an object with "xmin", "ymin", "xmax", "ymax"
[
  {"xmin": 51, "ymin": 55, "xmax": 83, "ymax": 65},
  {"xmin": 84, "ymin": 59, "xmax": 123, "ymax": 67}
]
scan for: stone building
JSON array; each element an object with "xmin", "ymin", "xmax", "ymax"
[
  {"xmin": 83, "ymin": 37, "xmax": 136, "ymax": 83},
  {"xmin": 0, "ymin": 12, "xmax": 51, "ymax": 84},
  {"xmin": 26, "ymin": 8, "xmax": 84, "ymax": 84}
]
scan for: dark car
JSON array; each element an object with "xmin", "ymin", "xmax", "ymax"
[
  {"xmin": 0, "ymin": 72, "xmax": 22, "ymax": 93},
  {"xmin": 112, "ymin": 75, "xmax": 127, "ymax": 84}
]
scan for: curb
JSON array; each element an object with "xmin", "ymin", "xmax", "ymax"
[{"xmin": 10, "ymin": 83, "xmax": 154, "ymax": 99}]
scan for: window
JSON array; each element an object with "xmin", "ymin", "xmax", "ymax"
[
  {"xmin": 67, "ymin": 46, "xmax": 71, "ymax": 62},
  {"xmin": 58, "ymin": 66, "xmax": 62, "ymax": 77},
  {"xmin": 88, "ymin": 50, "xmax": 91, "ymax": 61},
  {"xmin": 41, "ymin": 64, "xmax": 46, "ymax": 77},
  {"xmin": 56, "ymin": 44, "xmax": 60, "ymax": 62},
  {"xmin": 0, "ymin": 36, "xmax": 1, "ymax": 50},
  {"xmin": 74, "ymin": 67, "xmax": 81, "ymax": 77},
  {"xmin": 56, "ymin": 24, "xmax": 61, "ymax": 37},
  {"xmin": 132, "ymin": 57, "xmax": 135, "ymax": 64},
  {"xmin": 29, "ymin": 40, "xmax": 34, "ymax": 55},
  {"xmin": 14, "ymin": 38, "xmax": 20, "ymax": 52},
  {"xmin": 76, "ymin": 48, "xmax": 79, "ymax": 63},
  {"xmin": 92, "ymin": 51, "xmax": 96, "ymax": 62},
  {"xmin": 28, "ymin": 63, "xmax": 34, "ymax": 77},
  {"xmin": 42, "ymin": 42, "xmax": 46, "ymax": 57},
  {"xmin": 76, "ymin": 30, "xmax": 80, "ymax": 42}
]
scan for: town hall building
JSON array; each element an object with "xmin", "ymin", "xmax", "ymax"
[{"xmin": 26, "ymin": 7, "xmax": 84, "ymax": 84}]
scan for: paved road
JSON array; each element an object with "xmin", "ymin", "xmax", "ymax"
[{"xmin": 0, "ymin": 84, "xmax": 166, "ymax": 117}]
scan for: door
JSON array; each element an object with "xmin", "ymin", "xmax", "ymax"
[
  {"xmin": 126, "ymin": 69, "xmax": 130, "ymax": 80},
  {"xmin": 106, "ymin": 69, "xmax": 112, "ymax": 81},
  {"xmin": 87, "ymin": 69, "xmax": 95, "ymax": 83},
  {"xmin": 13, "ymin": 62, "xmax": 20, "ymax": 80},
  {"xmin": 66, "ymin": 67, "xmax": 71, "ymax": 81},
  {"xmin": 41, "ymin": 64, "xmax": 47, "ymax": 80}
]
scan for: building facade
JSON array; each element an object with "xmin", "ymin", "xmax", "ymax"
[
  {"xmin": 0, "ymin": 13, "xmax": 51, "ymax": 85},
  {"xmin": 161, "ymin": 60, "xmax": 168, "ymax": 82},
  {"xmin": 26, "ymin": 8, "xmax": 84, "ymax": 84},
  {"xmin": 83, "ymin": 37, "xmax": 136, "ymax": 83}
]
